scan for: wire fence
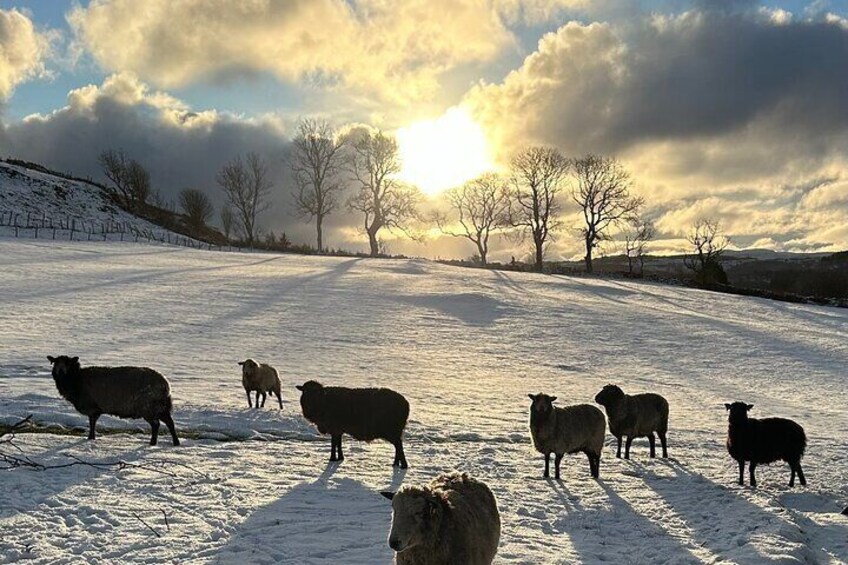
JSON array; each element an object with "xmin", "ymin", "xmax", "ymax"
[{"xmin": 0, "ymin": 210, "xmax": 240, "ymax": 252}]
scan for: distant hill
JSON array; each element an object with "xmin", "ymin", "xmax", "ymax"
[{"xmin": 0, "ymin": 159, "xmax": 222, "ymax": 246}]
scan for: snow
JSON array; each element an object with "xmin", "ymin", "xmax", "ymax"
[{"xmin": 1, "ymin": 239, "xmax": 846, "ymax": 564}]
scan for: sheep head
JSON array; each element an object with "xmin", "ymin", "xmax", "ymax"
[
  {"xmin": 725, "ymin": 402, "xmax": 754, "ymax": 424},
  {"xmin": 528, "ymin": 393, "xmax": 557, "ymax": 417},
  {"xmin": 47, "ymin": 355, "xmax": 80, "ymax": 378},
  {"xmin": 595, "ymin": 384, "xmax": 624, "ymax": 407},
  {"xmin": 296, "ymin": 380, "xmax": 326, "ymax": 421},
  {"xmin": 384, "ymin": 487, "xmax": 445, "ymax": 553},
  {"xmin": 238, "ymin": 359, "xmax": 259, "ymax": 375}
]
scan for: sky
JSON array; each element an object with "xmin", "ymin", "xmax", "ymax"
[{"xmin": 1, "ymin": 0, "xmax": 847, "ymax": 259}]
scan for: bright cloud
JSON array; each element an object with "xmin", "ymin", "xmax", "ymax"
[{"xmin": 0, "ymin": 8, "xmax": 52, "ymax": 100}]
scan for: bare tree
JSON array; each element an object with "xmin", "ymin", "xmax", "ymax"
[
  {"xmin": 216, "ymin": 153, "xmax": 273, "ymax": 246},
  {"xmin": 572, "ymin": 154, "xmax": 644, "ymax": 274},
  {"xmin": 623, "ymin": 217, "xmax": 655, "ymax": 276},
  {"xmin": 220, "ymin": 206, "xmax": 235, "ymax": 241},
  {"xmin": 289, "ymin": 118, "xmax": 346, "ymax": 252},
  {"xmin": 178, "ymin": 188, "xmax": 214, "ymax": 231},
  {"xmin": 684, "ymin": 218, "xmax": 730, "ymax": 287},
  {"xmin": 346, "ymin": 129, "xmax": 420, "ymax": 257},
  {"xmin": 507, "ymin": 146, "xmax": 570, "ymax": 271},
  {"xmin": 98, "ymin": 149, "xmax": 151, "ymax": 209},
  {"xmin": 436, "ymin": 173, "xmax": 509, "ymax": 265}
]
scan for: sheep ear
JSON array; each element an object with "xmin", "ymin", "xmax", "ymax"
[
  {"xmin": 237, "ymin": 361, "xmax": 245, "ymax": 366},
  {"xmin": 47, "ymin": 356, "xmax": 55, "ymax": 363},
  {"xmin": 71, "ymin": 357, "xmax": 79, "ymax": 363},
  {"xmin": 724, "ymin": 403, "xmax": 732, "ymax": 410},
  {"xmin": 295, "ymin": 385, "xmax": 304, "ymax": 391},
  {"xmin": 380, "ymin": 491, "xmax": 395, "ymax": 501},
  {"xmin": 527, "ymin": 394, "xmax": 536, "ymax": 401},
  {"xmin": 746, "ymin": 404, "xmax": 754, "ymax": 410},
  {"xmin": 550, "ymin": 396, "xmax": 557, "ymax": 403}
]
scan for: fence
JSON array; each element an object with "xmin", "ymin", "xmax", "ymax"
[{"xmin": 0, "ymin": 210, "xmax": 239, "ymax": 252}]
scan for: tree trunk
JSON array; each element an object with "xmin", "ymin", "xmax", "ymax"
[
  {"xmin": 477, "ymin": 241, "xmax": 487, "ymax": 266},
  {"xmin": 535, "ymin": 241, "xmax": 544, "ymax": 272},
  {"xmin": 584, "ymin": 237, "xmax": 594, "ymax": 274},
  {"xmin": 316, "ymin": 214, "xmax": 324, "ymax": 253},
  {"xmin": 368, "ymin": 229, "xmax": 379, "ymax": 257}
]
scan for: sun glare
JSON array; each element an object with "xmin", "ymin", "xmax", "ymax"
[{"xmin": 397, "ymin": 107, "xmax": 495, "ymax": 196}]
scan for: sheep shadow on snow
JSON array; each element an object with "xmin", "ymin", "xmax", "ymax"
[
  {"xmin": 215, "ymin": 463, "xmax": 394, "ymax": 564},
  {"xmin": 634, "ymin": 459, "xmax": 825, "ymax": 563}
]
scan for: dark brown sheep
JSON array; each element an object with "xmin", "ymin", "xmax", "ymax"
[
  {"xmin": 296, "ymin": 380, "xmax": 409, "ymax": 468},
  {"xmin": 47, "ymin": 355, "xmax": 179, "ymax": 446},
  {"xmin": 595, "ymin": 384, "xmax": 669, "ymax": 459},
  {"xmin": 725, "ymin": 402, "xmax": 806, "ymax": 487}
]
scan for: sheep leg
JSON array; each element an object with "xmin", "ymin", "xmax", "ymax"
[
  {"xmin": 274, "ymin": 390, "xmax": 283, "ymax": 409},
  {"xmin": 329, "ymin": 436, "xmax": 338, "ymax": 461},
  {"xmin": 146, "ymin": 417, "xmax": 160, "ymax": 446},
  {"xmin": 543, "ymin": 453, "xmax": 551, "ymax": 478},
  {"xmin": 246, "ymin": 390, "xmax": 253, "ymax": 408},
  {"xmin": 260, "ymin": 392, "xmax": 267, "ymax": 408},
  {"xmin": 336, "ymin": 436, "xmax": 344, "ymax": 461},
  {"xmin": 648, "ymin": 433, "xmax": 656, "ymax": 458},
  {"xmin": 795, "ymin": 463, "xmax": 806, "ymax": 486},
  {"xmin": 749, "ymin": 462, "xmax": 757, "ymax": 487},
  {"xmin": 616, "ymin": 436, "xmax": 622, "ymax": 458},
  {"xmin": 585, "ymin": 451, "xmax": 598, "ymax": 479},
  {"xmin": 659, "ymin": 432, "xmax": 668, "ymax": 458},
  {"xmin": 554, "ymin": 453, "xmax": 564, "ymax": 480},
  {"xmin": 593, "ymin": 454, "xmax": 601, "ymax": 479},
  {"xmin": 161, "ymin": 413, "xmax": 180, "ymax": 446},
  {"xmin": 737, "ymin": 460, "xmax": 745, "ymax": 485},
  {"xmin": 393, "ymin": 441, "xmax": 408, "ymax": 469},
  {"xmin": 88, "ymin": 413, "xmax": 100, "ymax": 440},
  {"xmin": 789, "ymin": 464, "xmax": 796, "ymax": 487},
  {"xmin": 624, "ymin": 436, "xmax": 633, "ymax": 459},
  {"xmin": 254, "ymin": 391, "xmax": 261, "ymax": 408}
]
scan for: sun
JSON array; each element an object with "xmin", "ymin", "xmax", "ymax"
[{"xmin": 396, "ymin": 107, "xmax": 495, "ymax": 196}]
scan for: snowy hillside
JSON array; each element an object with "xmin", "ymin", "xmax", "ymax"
[
  {"xmin": 0, "ymin": 161, "xmax": 191, "ymax": 244},
  {"xmin": 1, "ymin": 239, "xmax": 846, "ymax": 564}
]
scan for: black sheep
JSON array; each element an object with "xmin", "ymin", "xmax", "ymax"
[
  {"xmin": 296, "ymin": 380, "xmax": 409, "ymax": 468},
  {"xmin": 725, "ymin": 402, "xmax": 805, "ymax": 487},
  {"xmin": 48, "ymin": 355, "xmax": 179, "ymax": 446}
]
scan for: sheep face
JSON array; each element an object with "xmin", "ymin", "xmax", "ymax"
[
  {"xmin": 725, "ymin": 402, "xmax": 754, "ymax": 424},
  {"xmin": 296, "ymin": 381, "xmax": 326, "ymax": 420},
  {"xmin": 238, "ymin": 359, "xmax": 259, "ymax": 375},
  {"xmin": 47, "ymin": 355, "xmax": 80, "ymax": 378},
  {"xmin": 528, "ymin": 393, "xmax": 557, "ymax": 417},
  {"xmin": 595, "ymin": 384, "xmax": 624, "ymax": 407},
  {"xmin": 383, "ymin": 490, "xmax": 443, "ymax": 553}
]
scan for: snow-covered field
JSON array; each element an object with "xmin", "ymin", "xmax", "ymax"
[{"xmin": 1, "ymin": 239, "xmax": 846, "ymax": 564}]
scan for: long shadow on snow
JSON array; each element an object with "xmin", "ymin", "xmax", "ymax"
[
  {"xmin": 635, "ymin": 458, "xmax": 817, "ymax": 564},
  {"xmin": 215, "ymin": 461, "xmax": 393, "ymax": 565},
  {"xmin": 537, "ymin": 478, "xmax": 703, "ymax": 564}
]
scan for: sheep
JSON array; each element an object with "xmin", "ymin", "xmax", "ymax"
[
  {"xmin": 528, "ymin": 393, "xmax": 605, "ymax": 479},
  {"xmin": 381, "ymin": 472, "xmax": 500, "ymax": 565},
  {"xmin": 594, "ymin": 384, "xmax": 669, "ymax": 459},
  {"xmin": 238, "ymin": 359, "xmax": 282, "ymax": 409},
  {"xmin": 296, "ymin": 380, "xmax": 409, "ymax": 468},
  {"xmin": 725, "ymin": 402, "xmax": 806, "ymax": 487},
  {"xmin": 47, "ymin": 355, "xmax": 179, "ymax": 446}
]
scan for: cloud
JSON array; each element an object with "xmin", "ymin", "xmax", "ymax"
[
  {"xmin": 68, "ymin": 0, "xmax": 521, "ymax": 103},
  {"xmin": 464, "ymin": 9, "xmax": 848, "ymax": 253},
  {"xmin": 0, "ymin": 8, "xmax": 52, "ymax": 100}
]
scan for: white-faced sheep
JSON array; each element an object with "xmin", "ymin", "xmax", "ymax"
[
  {"xmin": 238, "ymin": 359, "xmax": 282, "ymax": 409},
  {"xmin": 296, "ymin": 380, "xmax": 409, "ymax": 468},
  {"xmin": 528, "ymin": 393, "xmax": 605, "ymax": 479},
  {"xmin": 47, "ymin": 355, "xmax": 179, "ymax": 446},
  {"xmin": 725, "ymin": 402, "xmax": 806, "ymax": 487},
  {"xmin": 595, "ymin": 384, "xmax": 669, "ymax": 459},
  {"xmin": 381, "ymin": 472, "xmax": 500, "ymax": 565}
]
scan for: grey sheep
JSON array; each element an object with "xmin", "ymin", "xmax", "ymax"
[
  {"xmin": 238, "ymin": 358, "xmax": 282, "ymax": 409},
  {"xmin": 595, "ymin": 384, "xmax": 669, "ymax": 459},
  {"xmin": 296, "ymin": 380, "xmax": 409, "ymax": 468},
  {"xmin": 528, "ymin": 393, "xmax": 605, "ymax": 479},
  {"xmin": 381, "ymin": 472, "xmax": 500, "ymax": 565},
  {"xmin": 47, "ymin": 355, "xmax": 179, "ymax": 446}
]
